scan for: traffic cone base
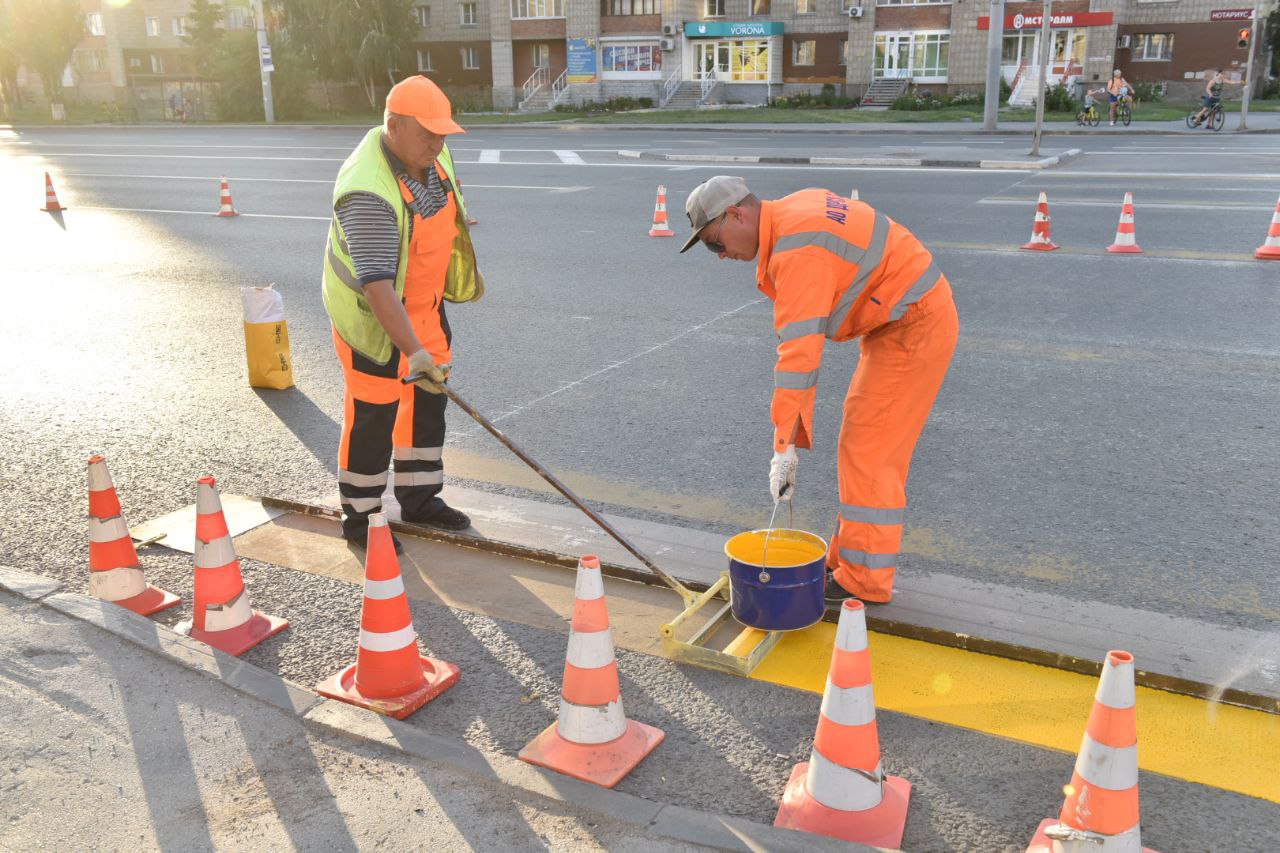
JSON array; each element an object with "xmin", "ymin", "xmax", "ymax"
[
  {"xmin": 1022, "ymin": 239, "xmax": 1059, "ymax": 251},
  {"xmin": 1258, "ymin": 246, "xmax": 1280, "ymax": 260},
  {"xmin": 1026, "ymin": 817, "xmax": 1158, "ymax": 852},
  {"xmin": 109, "ymin": 583, "xmax": 181, "ymax": 617},
  {"xmin": 649, "ymin": 226, "xmax": 674, "ymax": 237},
  {"xmin": 519, "ymin": 718, "xmax": 664, "ymax": 788},
  {"xmin": 774, "ymin": 763, "xmax": 910, "ymax": 849},
  {"xmin": 1106, "ymin": 244, "xmax": 1143, "ymax": 254},
  {"xmin": 318, "ymin": 656, "xmax": 459, "ymax": 719},
  {"xmin": 184, "ymin": 609, "xmax": 287, "ymax": 657}
]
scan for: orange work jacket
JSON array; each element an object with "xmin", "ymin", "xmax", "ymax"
[{"xmin": 755, "ymin": 189, "xmax": 944, "ymax": 452}]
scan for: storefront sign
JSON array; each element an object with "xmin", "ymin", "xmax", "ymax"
[
  {"xmin": 978, "ymin": 11, "xmax": 1114, "ymax": 30},
  {"xmin": 684, "ymin": 21, "xmax": 784, "ymax": 38},
  {"xmin": 1210, "ymin": 8, "xmax": 1253, "ymax": 20},
  {"xmin": 567, "ymin": 38, "xmax": 597, "ymax": 84}
]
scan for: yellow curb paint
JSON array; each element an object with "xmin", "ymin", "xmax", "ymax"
[{"xmin": 751, "ymin": 621, "xmax": 1280, "ymax": 804}]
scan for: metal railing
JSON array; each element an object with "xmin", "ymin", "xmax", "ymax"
[
  {"xmin": 660, "ymin": 62, "xmax": 682, "ymax": 107},
  {"xmin": 519, "ymin": 66, "xmax": 550, "ymax": 110},
  {"xmin": 699, "ymin": 75, "xmax": 716, "ymax": 105},
  {"xmin": 549, "ymin": 68, "xmax": 569, "ymax": 107}
]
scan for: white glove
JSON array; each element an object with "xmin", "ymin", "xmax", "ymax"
[
  {"xmin": 407, "ymin": 349, "xmax": 448, "ymax": 394},
  {"xmin": 769, "ymin": 446, "xmax": 798, "ymax": 503}
]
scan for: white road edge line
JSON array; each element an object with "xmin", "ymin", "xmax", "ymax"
[
  {"xmin": 978, "ymin": 198, "xmax": 1271, "ymax": 212},
  {"xmin": 73, "ymin": 205, "xmax": 329, "ymax": 221}
]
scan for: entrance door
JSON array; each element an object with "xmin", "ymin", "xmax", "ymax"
[
  {"xmin": 695, "ymin": 41, "xmax": 731, "ymax": 81},
  {"xmin": 876, "ymin": 34, "xmax": 912, "ymax": 78}
]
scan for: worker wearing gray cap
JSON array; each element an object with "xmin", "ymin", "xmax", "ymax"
[{"xmin": 680, "ymin": 176, "xmax": 958, "ymax": 604}]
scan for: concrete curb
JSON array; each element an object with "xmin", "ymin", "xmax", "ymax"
[
  {"xmin": 0, "ymin": 565, "xmax": 870, "ymax": 853},
  {"xmin": 618, "ymin": 148, "xmax": 1084, "ymax": 170}
]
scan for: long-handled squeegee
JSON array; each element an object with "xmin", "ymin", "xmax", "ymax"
[{"xmin": 401, "ymin": 374, "xmax": 782, "ymax": 676}]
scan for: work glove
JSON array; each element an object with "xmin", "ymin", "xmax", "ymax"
[
  {"xmin": 769, "ymin": 446, "xmax": 798, "ymax": 503},
  {"xmin": 407, "ymin": 349, "xmax": 448, "ymax": 394}
]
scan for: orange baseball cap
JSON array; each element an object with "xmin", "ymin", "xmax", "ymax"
[{"xmin": 386, "ymin": 75, "xmax": 465, "ymax": 136}]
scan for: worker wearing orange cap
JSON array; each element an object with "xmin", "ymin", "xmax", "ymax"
[
  {"xmin": 680, "ymin": 176, "xmax": 958, "ymax": 603},
  {"xmin": 322, "ymin": 75, "xmax": 484, "ymax": 551}
]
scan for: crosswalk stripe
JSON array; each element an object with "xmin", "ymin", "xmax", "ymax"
[{"xmin": 554, "ymin": 150, "xmax": 585, "ymax": 165}]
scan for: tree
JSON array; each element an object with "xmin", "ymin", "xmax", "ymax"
[
  {"xmin": 276, "ymin": 0, "xmax": 355, "ymax": 111},
  {"xmin": 280, "ymin": 0, "xmax": 415, "ymax": 108},
  {"xmin": 183, "ymin": 0, "xmax": 224, "ymax": 78},
  {"xmin": 0, "ymin": 1, "xmax": 23, "ymax": 114},
  {"xmin": 349, "ymin": 0, "xmax": 417, "ymax": 107},
  {"xmin": 10, "ymin": 0, "xmax": 84, "ymax": 115}
]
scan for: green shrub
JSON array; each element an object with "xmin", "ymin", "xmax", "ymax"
[
  {"xmin": 1042, "ymin": 83, "xmax": 1077, "ymax": 113},
  {"xmin": 1131, "ymin": 82, "xmax": 1162, "ymax": 103},
  {"xmin": 1259, "ymin": 79, "xmax": 1280, "ymax": 100}
]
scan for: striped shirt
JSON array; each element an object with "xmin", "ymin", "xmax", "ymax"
[{"xmin": 335, "ymin": 139, "xmax": 450, "ymax": 287}]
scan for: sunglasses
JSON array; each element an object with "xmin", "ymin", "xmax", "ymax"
[{"xmin": 702, "ymin": 214, "xmax": 727, "ymax": 254}]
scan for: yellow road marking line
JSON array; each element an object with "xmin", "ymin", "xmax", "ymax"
[{"xmin": 750, "ymin": 621, "xmax": 1280, "ymax": 803}]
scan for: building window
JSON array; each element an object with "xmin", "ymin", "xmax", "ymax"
[
  {"xmin": 605, "ymin": 0, "xmax": 657, "ymax": 14},
  {"xmin": 602, "ymin": 43, "xmax": 662, "ymax": 73},
  {"xmin": 146, "ymin": 17, "xmax": 160, "ymax": 36},
  {"xmin": 150, "ymin": 54, "xmax": 165, "ymax": 74},
  {"xmin": 86, "ymin": 12, "xmax": 105, "ymax": 36},
  {"xmin": 513, "ymin": 0, "xmax": 564, "ymax": 17},
  {"xmin": 796, "ymin": 0, "xmax": 813, "ymax": 12},
  {"xmin": 873, "ymin": 31, "xmax": 949, "ymax": 80},
  {"xmin": 704, "ymin": 0, "xmax": 725, "ymax": 17},
  {"xmin": 839, "ymin": 40, "xmax": 847, "ymax": 65},
  {"xmin": 532, "ymin": 43, "xmax": 550, "ymax": 67},
  {"xmin": 417, "ymin": 48, "xmax": 434, "ymax": 71},
  {"xmin": 460, "ymin": 2, "xmax": 478, "ymax": 25},
  {"xmin": 461, "ymin": 46, "xmax": 481, "ymax": 69},
  {"xmin": 1133, "ymin": 33, "xmax": 1174, "ymax": 61},
  {"xmin": 172, "ymin": 17, "xmax": 187, "ymax": 36},
  {"xmin": 78, "ymin": 50, "xmax": 108, "ymax": 73},
  {"xmin": 128, "ymin": 56, "xmax": 143, "ymax": 69},
  {"xmin": 414, "ymin": 6, "xmax": 431, "ymax": 27},
  {"xmin": 226, "ymin": 7, "xmax": 247, "ymax": 29},
  {"xmin": 753, "ymin": 0, "xmax": 770, "ymax": 14},
  {"xmin": 792, "ymin": 39, "xmax": 816, "ymax": 65}
]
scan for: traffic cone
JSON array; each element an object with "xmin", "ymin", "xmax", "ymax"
[
  {"xmin": 1106, "ymin": 192, "xmax": 1143, "ymax": 254},
  {"xmin": 1026, "ymin": 651, "xmax": 1159, "ymax": 853},
  {"xmin": 176, "ymin": 476, "xmax": 286, "ymax": 655},
  {"xmin": 216, "ymin": 176, "xmax": 238, "ymax": 217},
  {"xmin": 1021, "ymin": 192, "xmax": 1059, "ymax": 251},
  {"xmin": 86, "ymin": 456, "xmax": 180, "ymax": 616},
  {"xmin": 41, "ymin": 172, "xmax": 65, "ymax": 212},
  {"xmin": 774, "ymin": 599, "xmax": 910, "ymax": 849},
  {"xmin": 849, "ymin": 187, "xmax": 859, "ymax": 202},
  {"xmin": 317, "ymin": 513, "xmax": 460, "ymax": 718},
  {"xmin": 519, "ymin": 555, "xmax": 664, "ymax": 787},
  {"xmin": 648, "ymin": 185, "xmax": 675, "ymax": 237},
  {"xmin": 1255, "ymin": 195, "xmax": 1280, "ymax": 260}
]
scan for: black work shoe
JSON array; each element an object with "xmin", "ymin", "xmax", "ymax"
[
  {"xmin": 824, "ymin": 572, "xmax": 857, "ymax": 604},
  {"xmin": 402, "ymin": 504, "xmax": 472, "ymax": 531},
  {"xmin": 343, "ymin": 529, "xmax": 405, "ymax": 554}
]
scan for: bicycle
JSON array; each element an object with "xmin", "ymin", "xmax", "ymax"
[
  {"xmin": 1116, "ymin": 97, "xmax": 1132, "ymax": 127},
  {"xmin": 1186, "ymin": 102, "xmax": 1225, "ymax": 132},
  {"xmin": 1076, "ymin": 103, "xmax": 1100, "ymax": 127}
]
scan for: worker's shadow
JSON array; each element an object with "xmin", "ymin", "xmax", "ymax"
[{"xmin": 253, "ymin": 387, "xmax": 339, "ymax": 469}]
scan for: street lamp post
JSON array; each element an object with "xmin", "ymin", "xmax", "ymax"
[
  {"xmin": 984, "ymin": 0, "xmax": 1007, "ymax": 130},
  {"xmin": 1238, "ymin": 0, "xmax": 1262, "ymax": 131},
  {"xmin": 251, "ymin": 0, "xmax": 275, "ymax": 123},
  {"xmin": 1029, "ymin": 2, "xmax": 1052, "ymax": 156}
]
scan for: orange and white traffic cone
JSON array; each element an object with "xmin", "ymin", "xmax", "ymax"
[
  {"xmin": 1106, "ymin": 192, "xmax": 1143, "ymax": 254},
  {"xmin": 1022, "ymin": 191, "xmax": 1059, "ymax": 251},
  {"xmin": 317, "ymin": 513, "xmax": 459, "ymax": 718},
  {"xmin": 86, "ymin": 456, "xmax": 180, "ymax": 616},
  {"xmin": 648, "ymin": 185, "xmax": 675, "ymax": 237},
  {"xmin": 1255, "ymin": 195, "xmax": 1280, "ymax": 260},
  {"xmin": 519, "ymin": 555, "xmax": 664, "ymax": 787},
  {"xmin": 176, "ymin": 476, "xmax": 286, "ymax": 656},
  {"xmin": 1026, "ymin": 651, "xmax": 1159, "ymax": 853},
  {"xmin": 774, "ymin": 599, "xmax": 910, "ymax": 849},
  {"xmin": 849, "ymin": 187, "xmax": 859, "ymax": 202},
  {"xmin": 41, "ymin": 172, "xmax": 65, "ymax": 212},
  {"xmin": 216, "ymin": 176, "xmax": 238, "ymax": 217}
]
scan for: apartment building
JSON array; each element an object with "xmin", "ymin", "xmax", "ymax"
[{"xmin": 415, "ymin": 0, "xmax": 1272, "ymax": 108}]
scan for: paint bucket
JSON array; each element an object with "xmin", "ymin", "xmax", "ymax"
[{"xmin": 724, "ymin": 529, "xmax": 827, "ymax": 632}]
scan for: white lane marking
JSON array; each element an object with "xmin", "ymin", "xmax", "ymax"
[
  {"xmin": 479, "ymin": 149, "xmax": 501, "ymax": 163},
  {"xmin": 56, "ymin": 172, "xmax": 589, "ymax": 191},
  {"xmin": 33, "ymin": 152, "xmax": 345, "ymax": 162},
  {"xmin": 73, "ymin": 205, "xmax": 329, "ymax": 221},
  {"xmin": 1043, "ymin": 169, "xmax": 1280, "ymax": 180},
  {"xmin": 11, "ymin": 142, "xmax": 355, "ymax": 151},
  {"xmin": 459, "ymin": 297, "xmax": 767, "ymax": 432},
  {"xmin": 978, "ymin": 198, "xmax": 1270, "ymax": 212},
  {"xmin": 554, "ymin": 150, "xmax": 586, "ymax": 165},
  {"xmin": 456, "ymin": 160, "xmax": 1029, "ymax": 174}
]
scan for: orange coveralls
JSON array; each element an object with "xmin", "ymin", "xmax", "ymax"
[
  {"xmin": 757, "ymin": 189, "xmax": 959, "ymax": 602},
  {"xmin": 333, "ymin": 163, "xmax": 456, "ymax": 537}
]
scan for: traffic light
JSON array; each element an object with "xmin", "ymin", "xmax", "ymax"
[{"xmin": 1237, "ymin": 27, "xmax": 1251, "ymax": 49}]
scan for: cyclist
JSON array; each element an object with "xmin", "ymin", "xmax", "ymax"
[
  {"xmin": 1190, "ymin": 69, "xmax": 1242, "ymax": 126},
  {"xmin": 1083, "ymin": 86, "xmax": 1104, "ymax": 118},
  {"xmin": 1106, "ymin": 70, "xmax": 1132, "ymax": 126}
]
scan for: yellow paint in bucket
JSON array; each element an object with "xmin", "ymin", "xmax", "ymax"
[{"xmin": 725, "ymin": 529, "xmax": 826, "ymax": 569}]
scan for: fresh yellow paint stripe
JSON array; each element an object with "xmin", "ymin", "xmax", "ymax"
[{"xmin": 748, "ymin": 622, "xmax": 1280, "ymax": 803}]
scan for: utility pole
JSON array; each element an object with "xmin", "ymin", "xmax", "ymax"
[
  {"xmin": 1238, "ymin": 0, "xmax": 1262, "ymax": 131},
  {"xmin": 1029, "ymin": 2, "xmax": 1052, "ymax": 156},
  {"xmin": 251, "ymin": 0, "xmax": 275, "ymax": 123},
  {"xmin": 983, "ymin": 0, "xmax": 1006, "ymax": 130}
]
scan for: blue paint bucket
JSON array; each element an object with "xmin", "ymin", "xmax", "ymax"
[{"xmin": 724, "ymin": 529, "xmax": 827, "ymax": 632}]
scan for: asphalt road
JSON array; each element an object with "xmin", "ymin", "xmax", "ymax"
[{"xmin": 2, "ymin": 123, "xmax": 1277, "ymax": 849}]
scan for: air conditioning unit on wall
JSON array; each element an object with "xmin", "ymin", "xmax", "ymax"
[
  {"xmin": 662, "ymin": 24, "xmax": 677, "ymax": 37},
  {"xmin": 660, "ymin": 38, "xmax": 676, "ymax": 51},
  {"xmin": 1117, "ymin": 34, "xmax": 1131, "ymax": 48},
  {"xmin": 847, "ymin": 6, "xmax": 864, "ymax": 17}
]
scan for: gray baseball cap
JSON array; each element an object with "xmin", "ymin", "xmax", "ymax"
[{"xmin": 679, "ymin": 175, "xmax": 751, "ymax": 253}]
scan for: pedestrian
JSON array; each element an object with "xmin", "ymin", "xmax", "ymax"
[
  {"xmin": 321, "ymin": 75, "xmax": 483, "ymax": 551},
  {"xmin": 679, "ymin": 176, "xmax": 958, "ymax": 604}
]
